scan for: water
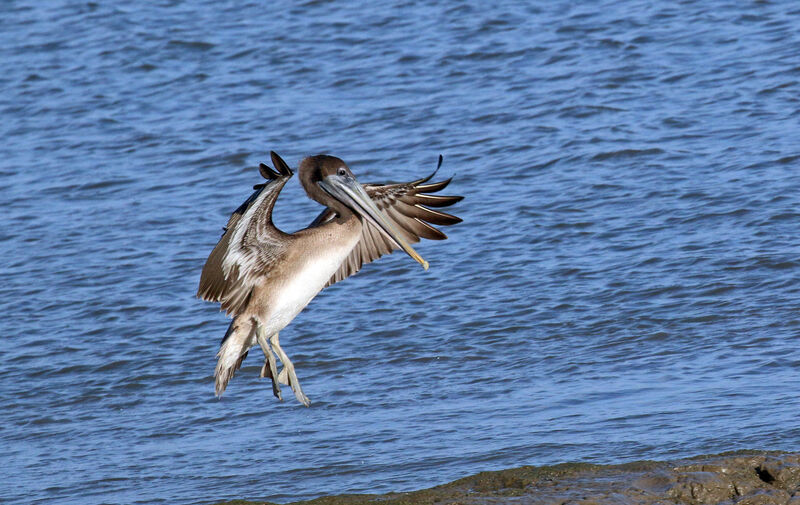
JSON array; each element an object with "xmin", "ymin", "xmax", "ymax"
[{"xmin": 2, "ymin": 0, "xmax": 799, "ymax": 503}]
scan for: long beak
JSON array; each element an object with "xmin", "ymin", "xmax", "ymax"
[{"xmin": 319, "ymin": 174, "xmax": 429, "ymax": 270}]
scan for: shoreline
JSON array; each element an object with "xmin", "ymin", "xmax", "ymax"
[{"xmin": 212, "ymin": 451, "xmax": 800, "ymax": 505}]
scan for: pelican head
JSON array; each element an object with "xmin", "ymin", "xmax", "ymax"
[{"xmin": 299, "ymin": 155, "xmax": 428, "ymax": 270}]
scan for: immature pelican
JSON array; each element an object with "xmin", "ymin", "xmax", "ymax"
[{"xmin": 197, "ymin": 152, "xmax": 462, "ymax": 406}]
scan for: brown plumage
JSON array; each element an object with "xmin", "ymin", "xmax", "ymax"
[
  {"xmin": 197, "ymin": 153, "xmax": 293, "ymax": 316},
  {"xmin": 321, "ymin": 172, "xmax": 463, "ymax": 286},
  {"xmin": 197, "ymin": 152, "xmax": 462, "ymax": 405}
]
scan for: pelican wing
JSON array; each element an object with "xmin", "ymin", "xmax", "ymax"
[
  {"xmin": 198, "ymin": 152, "xmax": 294, "ymax": 316},
  {"xmin": 320, "ymin": 169, "xmax": 462, "ymax": 288}
]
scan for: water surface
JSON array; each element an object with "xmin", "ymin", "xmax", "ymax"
[{"xmin": 2, "ymin": 1, "xmax": 799, "ymax": 504}]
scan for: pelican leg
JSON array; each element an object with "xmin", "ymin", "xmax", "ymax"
[
  {"xmin": 270, "ymin": 333, "xmax": 310, "ymax": 407},
  {"xmin": 256, "ymin": 325, "xmax": 282, "ymax": 401}
]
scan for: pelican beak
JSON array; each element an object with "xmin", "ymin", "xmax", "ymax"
[{"xmin": 319, "ymin": 174, "xmax": 429, "ymax": 270}]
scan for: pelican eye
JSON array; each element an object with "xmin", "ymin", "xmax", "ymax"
[{"xmin": 337, "ymin": 167, "xmax": 346, "ymax": 176}]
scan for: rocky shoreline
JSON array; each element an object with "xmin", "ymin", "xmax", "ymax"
[{"xmin": 213, "ymin": 451, "xmax": 800, "ymax": 505}]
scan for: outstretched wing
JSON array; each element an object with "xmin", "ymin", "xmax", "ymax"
[
  {"xmin": 197, "ymin": 152, "xmax": 294, "ymax": 316},
  {"xmin": 321, "ymin": 158, "xmax": 463, "ymax": 287}
]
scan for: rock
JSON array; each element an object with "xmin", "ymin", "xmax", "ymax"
[
  {"xmin": 734, "ymin": 489, "xmax": 791, "ymax": 505},
  {"xmin": 667, "ymin": 471, "xmax": 736, "ymax": 504},
  {"xmin": 212, "ymin": 451, "xmax": 800, "ymax": 505},
  {"xmin": 758, "ymin": 457, "xmax": 800, "ymax": 492},
  {"xmin": 630, "ymin": 471, "xmax": 676, "ymax": 494}
]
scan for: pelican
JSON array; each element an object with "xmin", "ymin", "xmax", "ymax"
[{"xmin": 197, "ymin": 152, "xmax": 462, "ymax": 406}]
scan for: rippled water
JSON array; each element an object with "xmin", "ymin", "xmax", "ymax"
[{"xmin": 2, "ymin": 1, "xmax": 800, "ymax": 504}]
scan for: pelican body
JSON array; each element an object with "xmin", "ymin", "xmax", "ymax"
[{"xmin": 197, "ymin": 152, "xmax": 462, "ymax": 406}]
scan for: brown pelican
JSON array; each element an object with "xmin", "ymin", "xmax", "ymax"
[{"xmin": 197, "ymin": 152, "xmax": 462, "ymax": 406}]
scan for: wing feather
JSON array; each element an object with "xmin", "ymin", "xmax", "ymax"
[
  {"xmin": 322, "ymin": 169, "xmax": 462, "ymax": 288},
  {"xmin": 198, "ymin": 152, "xmax": 294, "ymax": 315}
]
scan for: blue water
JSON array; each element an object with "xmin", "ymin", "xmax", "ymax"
[{"xmin": 2, "ymin": 1, "xmax": 799, "ymax": 504}]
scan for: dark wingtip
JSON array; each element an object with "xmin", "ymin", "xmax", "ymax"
[
  {"xmin": 414, "ymin": 154, "xmax": 445, "ymax": 185},
  {"xmin": 417, "ymin": 176, "xmax": 455, "ymax": 193},
  {"xmin": 271, "ymin": 151, "xmax": 294, "ymax": 177},
  {"xmin": 259, "ymin": 163, "xmax": 280, "ymax": 180}
]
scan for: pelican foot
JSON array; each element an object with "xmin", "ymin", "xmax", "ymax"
[
  {"xmin": 275, "ymin": 361, "xmax": 310, "ymax": 406},
  {"xmin": 286, "ymin": 367, "xmax": 310, "ymax": 407},
  {"xmin": 270, "ymin": 333, "xmax": 311, "ymax": 407},
  {"xmin": 277, "ymin": 367, "xmax": 289, "ymax": 386},
  {"xmin": 290, "ymin": 380, "xmax": 310, "ymax": 407},
  {"xmin": 260, "ymin": 359, "xmax": 282, "ymax": 401},
  {"xmin": 256, "ymin": 327, "xmax": 282, "ymax": 402}
]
